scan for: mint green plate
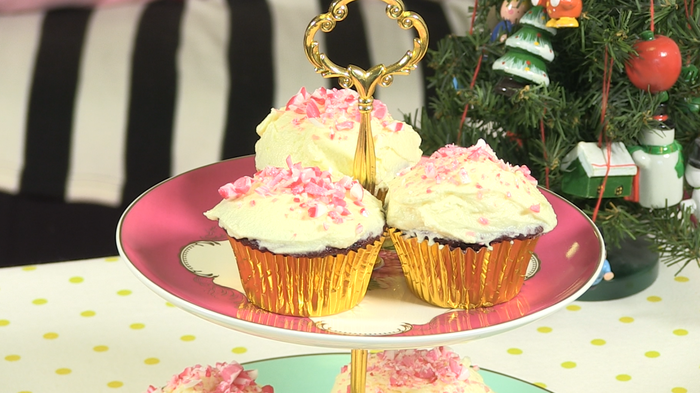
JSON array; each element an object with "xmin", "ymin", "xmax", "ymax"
[{"xmin": 246, "ymin": 353, "xmax": 552, "ymax": 392}]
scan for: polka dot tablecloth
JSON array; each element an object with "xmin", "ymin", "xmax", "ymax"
[{"xmin": 1, "ymin": 257, "xmax": 699, "ymax": 393}]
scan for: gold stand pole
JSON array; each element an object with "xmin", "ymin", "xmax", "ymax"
[
  {"xmin": 350, "ymin": 349, "xmax": 368, "ymax": 393},
  {"xmin": 303, "ymin": 2, "xmax": 429, "ymax": 392}
]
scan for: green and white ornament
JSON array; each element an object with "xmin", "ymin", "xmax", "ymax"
[{"xmin": 492, "ymin": 5, "xmax": 556, "ymax": 86}]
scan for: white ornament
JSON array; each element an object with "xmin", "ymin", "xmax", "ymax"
[
  {"xmin": 681, "ymin": 164, "xmax": 700, "ymax": 216},
  {"xmin": 629, "ymin": 127, "xmax": 685, "ymax": 208}
]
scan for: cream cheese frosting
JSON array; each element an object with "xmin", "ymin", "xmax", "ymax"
[
  {"xmin": 204, "ymin": 158, "xmax": 385, "ymax": 255},
  {"xmin": 255, "ymin": 87, "xmax": 422, "ymax": 191},
  {"xmin": 330, "ymin": 347, "xmax": 494, "ymax": 393},
  {"xmin": 385, "ymin": 140, "xmax": 557, "ymax": 245}
]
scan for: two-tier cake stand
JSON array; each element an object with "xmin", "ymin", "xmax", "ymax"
[{"xmin": 117, "ymin": 2, "xmax": 605, "ymax": 392}]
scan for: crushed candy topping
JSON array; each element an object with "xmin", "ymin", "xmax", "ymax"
[
  {"xmin": 369, "ymin": 347, "xmax": 470, "ymax": 387},
  {"xmin": 217, "ymin": 157, "xmax": 366, "ymax": 225},
  {"xmin": 144, "ymin": 361, "xmax": 273, "ymax": 393},
  {"xmin": 283, "ymin": 87, "xmax": 395, "ymax": 133}
]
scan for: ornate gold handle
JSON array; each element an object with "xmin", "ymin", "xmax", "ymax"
[{"xmin": 303, "ymin": 0, "xmax": 429, "ymax": 195}]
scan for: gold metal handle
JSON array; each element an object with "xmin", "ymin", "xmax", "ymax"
[{"xmin": 303, "ymin": 0, "xmax": 429, "ymax": 195}]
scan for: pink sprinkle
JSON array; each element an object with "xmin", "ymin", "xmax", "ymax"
[
  {"xmin": 308, "ymin": 204, "xmax": 328, "ymax": 218},
  {"xmin": 360, "ymin": 208, "xmax": 368, "ymax": 217},
  {"xmin": 311, "ymin": 134, "xmax": 320, "ymax": 140},
  {"xmin": 349, "ymin": 182, "xmax": 364, "ymax": 201},
  {"xmin": 335, "ymin": 120, "xmax": 354, "ymax": 131},
  {"xmin": 323, "ymin": 223, "xmax": 329, "ymax": 231},
  {"xmin": 306, "ymin": 99, "xmax": 321, "ymax": 118},
  {"xmin": 373, "ymin": 101, "xmax": 387, "ymax": 119},
  {"xmin": 506, "ymin": 192, "xmax": 512, "ymax": 198},
  {"xmin": 426, "ymin": 188, "xmax": 432, "ymax": 193},
  {"xmin": 424, "ymin": 163, "xmax": 437, "ymax": 178},
  {"xmin": 249, "ymin": 200, "xmax": 256, "ymax": 207},
  {"xmin": 530, "ymin": 204, "xmax": 541, "ymax": 213},
  {"xmin": 393, "ymin": 122, "xmax": 404, "ymax": 132},
  {"xmin": 478, "ymin": 217, "xmax": 489, "ymax": 225},
  {"xmin": 477, "ymin": 191, "xmax": 483, "ymax": 199},
  {"xmin": 355, "ymin": 223, "xmax": 363, "ymax": 235}
]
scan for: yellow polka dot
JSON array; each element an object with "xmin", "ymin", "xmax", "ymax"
[
  {"xmin": 644, "ymin": 351, "xmax": 660, "ymax": 358},
  {"xmin": 117, "ymin": 290, "xmax": 132, "ymax": 296},
  {"xmin": 507, "ymin": 348, "xmax": 523, "ymax": 355},
  {"xmin": 674, "ymin": 276, "xmax": 689, "ymax": 282},
  {"xmin": 69, "ymin": 276, "xmax": 84, "ymax": 284},
  {"xmin": 18, "ymin": 391, "xmax": 31, "ymax": 393},
  {"xmin": 180, "ymin": 335, "xmax": 196, "ymax": 342},
  {"xmin": 43, "ymin": 332, "xmax": 59, "ymax": 340},
  {"xmin": 32, "ymin": 298, "xmax": 47, "ymax": 305},
  {"xmin": 533, "ymin": 382, "xmax": 547, "ymax": 388},
  {"xmin": 672, "ymin": 387, "xmax": 688, "ymax": 393},
  {"xmin": 105, "ymin": 257, "xmax": 120, "ymax": 262},
  {"xmin": 144, "ymin": 357, "xmax": 160, "ymax": 365},
  {"xmin": 231, "ymin": 347, "xmax": 248, "ymax": 354},
  {"xmin": 107, "ymin": 381, "xmax": 124, "ymax": 388},
  {"xmin": 93, "ymin": 345, "xmax": 109, "ymax": 352},
  {"xmin": 591, "ymin": 339, "xmax": 606, "ymax": 346},
  {"xmin": 566, "ymin": 305, "xmax": 581, "ymax": 311},
  {"xmin": 130, "ymin": 323, "xmax": 145, "ymax": 330},
  {"xmin": 615, "ymin": 374, "xmax": 631, "ymax": 381},
  {"xmin": 537, "ymin": 326, "xmax": 552, "ymax": 333},
  {"xmin": 5, "ymin": 354, "xmax": 20, "ymax": 361},
  {"xmin": 646, "ymin": 296, "xmax": 662, "ymax": 302},
  {"xmin": 56, "ymin": 368, "xmax": 72, "ymax": 375},
  {"xmin": 0, "ymin": 320, "xmax": 9, "ymax": 327},
  {"xmin": 22, "ymin": 266, "xmax": 37, "ymax": 271},
  {"xmin": 619, "ymin": 316, "xmax": 634, "ymax": 323},
  {"xmin": 165, "ymin": 302, "xmax": 175, "ymax": 307},
  {"xmin": 673, "ymin": 329, "xmax": 688, "ymax": 336},
  {"xmin": 81, "ymin": 310, "xmax": 96, "ymax": 317},
  {"xmin": 561, "ymin": 361, "xmax": 576, "ymax": 369}
]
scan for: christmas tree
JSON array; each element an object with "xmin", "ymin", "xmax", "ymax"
[{"xmin": 410, "ymin": 0, "xmax": 700, "ymax": 272}]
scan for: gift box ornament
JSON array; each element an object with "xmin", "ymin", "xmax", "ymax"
[{"xmin": 561, "ymin": 142, "xmax": 637, "ymax": 198}]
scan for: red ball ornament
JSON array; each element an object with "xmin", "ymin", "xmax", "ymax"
[{"xmin": 625, "ymin": 31, "xmax": 682, "ymax": 93}]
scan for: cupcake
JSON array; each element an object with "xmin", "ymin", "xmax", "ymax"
[
  {"xmin": 145, "ymin": 361, "xmax": 273, "ymax": 393},
  {"xmin": 255, "ymin": 87, "xmax": 422, "ymax": 195},
  {"xmin": 204, "ymin": 157, "xmax": 386, "ymax": 316},
  {"xmin": 385, "ymin": 140, "xmax": 557, "ymax": 309},
  {"xmin": 330, "ymin": 347, "xmax": 495, "ymax": 393}
]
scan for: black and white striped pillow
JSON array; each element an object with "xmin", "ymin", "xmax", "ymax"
[{"xmin": 0, "ymin": 0, "xmax": 472, "ymax": 264}]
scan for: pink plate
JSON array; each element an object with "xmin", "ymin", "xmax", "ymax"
[{"xmin": 117, "ymin": 156, "xmax": 604, "ymax": 350}]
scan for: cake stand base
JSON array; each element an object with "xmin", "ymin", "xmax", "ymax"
[{"xmin": 578, "ymin": 236, "xmax": 659, "ymax": 301}]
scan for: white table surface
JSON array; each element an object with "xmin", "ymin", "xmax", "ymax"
[{"xmin": 1, "ymin": 256, "xmax": 698, "ymax": 393}]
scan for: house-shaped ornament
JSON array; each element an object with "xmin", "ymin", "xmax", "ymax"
[{"xmin": 561, "ymin": 142, "xmax": 638, "ymax": 198}]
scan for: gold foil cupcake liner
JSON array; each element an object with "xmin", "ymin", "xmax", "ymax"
[
  {"xmin": 388, "ymin": 228, "xmax": 539, "ymax": 309},
  {"xmin": 228, "ymin": 235, "xmax": 385, "ymax": 317}
]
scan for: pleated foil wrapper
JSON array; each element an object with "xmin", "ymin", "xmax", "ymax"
[
  {"xmin": 388, "ymin": 228, "xmax": 540, "ymax": 309},
  {"xmin": 228, "ymin": 235, "xmax": 385, "ymax": 317}
]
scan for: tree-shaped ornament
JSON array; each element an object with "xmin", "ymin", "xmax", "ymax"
[{"xmin": 492, "ymin": 0, "xmax": 556, "ymax": 94}]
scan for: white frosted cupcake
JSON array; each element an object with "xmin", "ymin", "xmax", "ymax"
[
  {"xmin": 145, "ymin": 361, "xmax": 273, "ymax": 393},
  {"xmin": 385, "ymin": 140, "xmax": 557, "ymax": 308},
  {"xmin": 330, "ymin": 347, "xmax": 495, "ymax": 393},
  {"xmin": 255, "ymin": 87, "xmax": 422, "ymax": 193},
  {"xmin": 205, "ymin": 158, "xmax": 386, "ymax": 316}
]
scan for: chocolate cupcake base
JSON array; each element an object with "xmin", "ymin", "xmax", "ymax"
[
  {"xmin": 389, "ymin": 228, "xmax": 540, "ymax": 309},
  {"xmin": 228, "ymin": 234, "xmax": 385, "ymax": 317}
]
